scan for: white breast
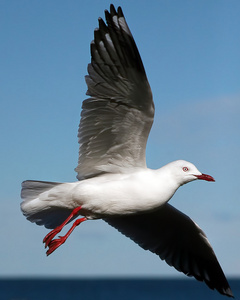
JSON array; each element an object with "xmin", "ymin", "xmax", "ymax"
[{"xmin": 72, "ymin": 169, "xmax": 179, "ymax": 217}]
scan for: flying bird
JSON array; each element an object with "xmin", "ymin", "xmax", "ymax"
[{"xmin": 21, "ymin": 4, "xmax": 233, "ymax": 298}]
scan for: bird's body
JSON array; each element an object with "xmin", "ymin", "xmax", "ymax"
[
  {"xmin": 20, "ymin": 5, "xmax": 233, "ymax": 297},
  {"xmin": 22, "ymin": 160, "xmax": 200, "ymax": 222}
]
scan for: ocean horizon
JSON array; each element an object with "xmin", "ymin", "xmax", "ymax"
[{"xmin": 0, "ymin": 277, "xmax": 239, "ymax": 300}]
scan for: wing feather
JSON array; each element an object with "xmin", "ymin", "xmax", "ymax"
[
  {"xmin": 104, "ymin": 204, "xmax": 233, "ymax": 297},
  {"xmin": 75, "ymin": 5, "xmax": 154, "ymax": 180}
]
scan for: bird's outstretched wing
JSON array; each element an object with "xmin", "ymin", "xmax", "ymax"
[
  {"xmin": 75, "ymin": 5, "xmax": 154, "ymax": 180},
  {"xmin": 104, "ymin": 203, "xmax": 233, "ymax": 298}
]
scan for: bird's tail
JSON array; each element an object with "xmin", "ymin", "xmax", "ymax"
[{"xmin": 20, "ymin": 180, "xmax": 74, "ymax": 229}]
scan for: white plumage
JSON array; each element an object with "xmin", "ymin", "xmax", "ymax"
[{"xmin": 20, "ymin": 5, "xmax": 233, "ymax": 298}]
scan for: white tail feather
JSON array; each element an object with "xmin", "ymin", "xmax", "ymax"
[{"xmin": 21, "ymin": 180, "xmax": 74, "ymax": 229}]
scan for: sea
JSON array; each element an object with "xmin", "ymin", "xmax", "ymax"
[{"xmin": 0, "ymin": 278, "xmax": 239, "ymax": 300}]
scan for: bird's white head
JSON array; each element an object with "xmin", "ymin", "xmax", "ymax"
[{"xmin": 166, "ymin": 160, "xmax": 215, "ymax": 186}]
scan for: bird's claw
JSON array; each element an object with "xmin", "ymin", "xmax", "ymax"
[
  {"xmin": 46, "ymin": 236, "xmax": 66, "ymax": 256},
  {"xmin": 43, "ymin": 227, "xmax": 61, "ymax": 248}
]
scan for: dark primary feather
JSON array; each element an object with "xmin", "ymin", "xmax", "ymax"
[
  {"xmin": 75, "ymin": 5, "xmax": 154, "ymax": 180},
  {"xmin": 104, "ymin": 203, "xmax": 234, "ymax": 297}
]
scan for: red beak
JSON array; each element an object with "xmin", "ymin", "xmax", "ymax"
[{"xmin": 195, "ymin": 173, "xmax": 215, "ymax": 182}]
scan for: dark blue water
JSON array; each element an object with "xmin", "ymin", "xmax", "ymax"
[{"xmin": 0, "ymin": 278, "xmax": 239, "ymax": 300}]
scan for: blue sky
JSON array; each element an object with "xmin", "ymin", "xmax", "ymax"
[{"xmin": 0, "ymin": 0, "xmax": 239, "ymax": 278}]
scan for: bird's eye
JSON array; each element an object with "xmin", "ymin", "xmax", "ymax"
[{"xmin": 182, "ymin": 167, "xmax": 188, "ymax": 172}]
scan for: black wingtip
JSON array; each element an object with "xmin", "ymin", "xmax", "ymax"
[
  {"xmin": 110, "ymin": 4, "xmax": 117, "ymax": 15},
  {"xmin": 104, "ymin": 8, "xmax": 110, "ymax": 22},
  {"xmin": 224, "ymin": 287, "xmax": 234, "ymax": 298},
  {"xmin": 117, "ymin": 6, "xmax": 124, "ymax": 17},
  {"xmin": 107, "ymin": 4, "xmax": 123, "ymax": 18},
  {"xmin": 98, "ymin": 17, "xmax": 107, "ymax": 31}
]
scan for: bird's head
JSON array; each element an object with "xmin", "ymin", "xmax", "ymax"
[{"xmin": 167, "ymin": 160, "xmax": 215, "ymax": 186}]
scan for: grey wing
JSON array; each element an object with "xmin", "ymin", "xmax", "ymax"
[
  {"xmin": 75, "ymin": 5, "xmax": 154, "ymax": 180},
  {"xmin": 104, "ymin": 203, "xmax": 233, "ymax": 298}
]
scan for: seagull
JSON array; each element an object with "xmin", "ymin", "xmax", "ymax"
[{"xmin": 21, "ymin": 4, "xmax": 233, "ymax": 298}]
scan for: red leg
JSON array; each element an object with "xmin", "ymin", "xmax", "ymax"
[
  {"xmin": 46, "ymin": 217, "xmax": 87, "ymax": 256},
  {"xmin": 43, "ymin": 206, "xmax": 82, "ymax": 248}
]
